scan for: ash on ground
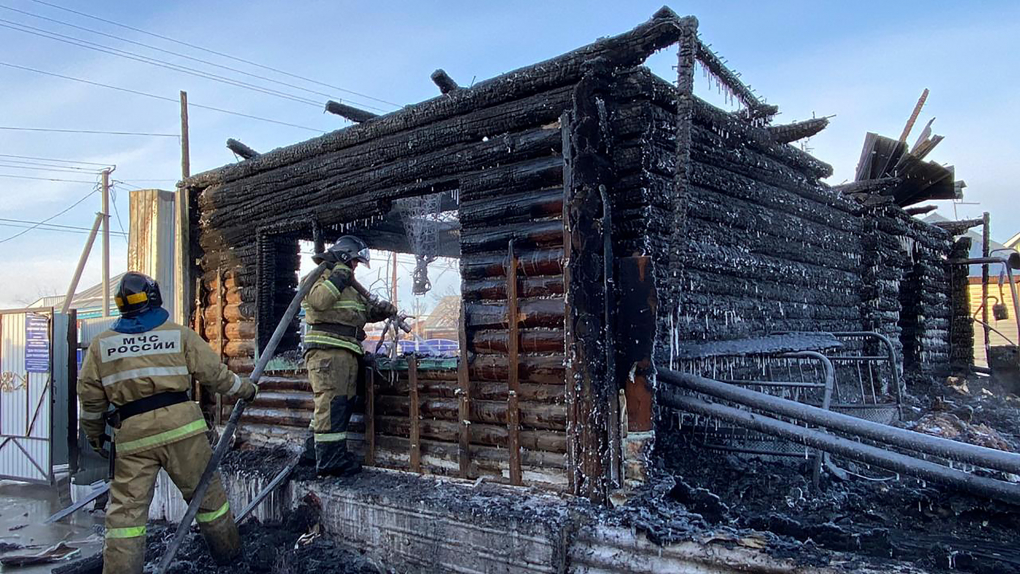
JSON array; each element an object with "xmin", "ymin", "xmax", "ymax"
[
  {"xmin": 56, "ymin": 501, "xmax": 385, "ymax": 574},
  {"xmin": 637, "ymin": 374, "xmax": 1020, "ymax": 574}
]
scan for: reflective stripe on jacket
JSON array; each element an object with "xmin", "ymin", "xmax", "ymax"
[
  {"xmin": 302, "ymin": 264, "xmax": 389, "ymax": 354},
  {"xmin": 77, "ymin": 321, "xmax": 253, "ymax": 454}
]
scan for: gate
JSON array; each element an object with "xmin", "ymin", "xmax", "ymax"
[{"xmin": 0, "ymin": 307, "xmax": 73, "ymax": 484}]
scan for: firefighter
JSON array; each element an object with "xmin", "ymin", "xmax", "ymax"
[
  {"xmin": 303, "ymin": 236, "xmax": 396, "ymax": 476},
  {"xmin": 78, "ymin": 272, "xmax": 257, "ymax": 574}
]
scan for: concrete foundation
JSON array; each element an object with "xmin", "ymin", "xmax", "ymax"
[{"xmin": 172, "ymin": 464, "xmax": 926, "ymax": 574}]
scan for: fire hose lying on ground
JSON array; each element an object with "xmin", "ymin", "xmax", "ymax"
[{"xmin": 659, "ymin": 369, "xmax": 1020, "ymax": 506}]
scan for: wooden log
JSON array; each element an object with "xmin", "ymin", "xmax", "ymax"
[
  {"xmin": 461, "ymin": 248, "xmax": 563, "ymax": 280},
  {"xmin": 471, "ymin": 329, "xmax": 563, "ymax": 354},
  {"xmin": 226, "ymin": 138, "xmax": 260, "ymax": 160},
  {"xmin": 462, "ymin": 276, "xmax": 564, "ymax": 302},
  {"xmin": 208, "ymin": 340, "xmax": 256, "ymax": 357},
  {"xmin": 460, "ymin": 218, "xmax": 564, "ymax": 255},
  {"xmin": 375, "ymin": 416, "xmax": 566, "ymax": 453},
  {"xmin": 184, "ymin": 10, "xmax": 692, "ymax": 189},
  {"xmin": 766, "ymin": 117, "xmax": 829, "ymax": 144},
  {"xmin": 430, "ymin": 69, "xmax": 459, "ymax": 94},
  {"xmin": 204, "ymin": 288, "xmax": 242, "ymax": 307},
  {"xmin": 227, "ymin": 357, "xmax": 254, "ymax": 373},
  {"xmin": 375, "ymin": 378, "xmax": 564, "ymax": 403},
  {"xmin": 203, "ymin": 321, "xmax": 256, "ymax": 341},
  {"xmin": 409, "ymin": 356, "xmax": 421, "ymax": 473},
  {"xmin": 507, "ymin": 241, "xmax": 523, "ymax": 485},
  {"xmin": 376, "ymin": 396, "xmax": 566, "ymax": 430},
  {"xmin": 470, "ymin": 354, "xmax": 565, "ymax": 386},
  {"xmin": 459, "ymin": 189, "xmax": 563, "ymax": 227},
  {"xmin": 204, "ymin": 303, "xmax": 246, "ymax": 323},
  {"xmin": 465, "ymin": 298, "xmax": 565, "ymax": 329},
  {"xmin": 458, "ymin": 156, "xmax": 563, "ymax": 200},
  {"xmin": 325, "ymin": 100, "xmax": 379, "ymax": 123}
]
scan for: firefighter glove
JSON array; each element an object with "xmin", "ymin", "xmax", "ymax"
[
  {"xmin": 89, "ymin": 434, "xmax": 109, "ymax": 458},
  {"xmin": 241, "ymin": 382, "xmax": 259, "ymax": 401}
]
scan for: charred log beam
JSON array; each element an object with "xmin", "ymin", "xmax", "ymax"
[
  {"xmin": 374, "ymin": 378, "xmax": 565, "ymax": 403},
  {"xmin": 470, "ymin": 329, "xmax": 564, "ymax": 354},
  {"xmin": 461, "ymin": 276, "xmax": 563, "ymax": 301},
  {"xmin": 832, "ymin": 177, "xmax": 900, "ymax": 196},
  {"xmin": 324, "ymin": 100, "xmax": 379, "ymax": 123},
  {"xmin": 470, "ymin": 354, "xmax": 565, "ymax": 386},
  {"xmin": 226, "ymin": 138, "xmax": 259, "ymax": 160},
  {"xmin": 430, "ymin": 69, "xmax": 460, "ymax": 94},
  {"xmin": 184, "ymin": 9, "xmax": 694, "ymax": 189},
  {"xmin": 375, "ymin": 396, "xmax": 566, "ymax": 430},
  {"xmin": 375, "ymin": 416, "xmax": 565, "ymax": 453},
  {"xmin": 767, "ymin": 117, "xmax": 829, "ymax": 143},
  {"xmin": 932, "ymin": 218, "xmax": 984, "ymax": 236},
  {"xmin": 693, "ymin": 41, "xmax": 767, "ymax": 114},
  {"xmin": 461, "ymin": 248, "xmax": 563, "ymax": 280}
]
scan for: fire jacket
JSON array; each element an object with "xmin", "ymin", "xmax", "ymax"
[
  {"xmin": 78, "ymin": 320, "xmax": 254, "ymax": 455},
  {"xmin": 302, "ymin": 264, "xmax": 390, "ymax": 355}
]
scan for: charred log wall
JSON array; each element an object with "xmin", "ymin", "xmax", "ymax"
[{"xmin": 611, "ymin": 69, "xmax": 863, "ymax": 354}]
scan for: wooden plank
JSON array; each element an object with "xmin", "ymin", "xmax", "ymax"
[
  {"xmin": 561, "ymin": 110, "xmax": 578, "ymax": 496},
  {"xmin": 507, "ymin": 241, "xmax": 523, "ymax": 486},
  {"xmin": 457, "ymin": 300, "xmax": 471, "ymax": 477},
  {"xmin": 365, "ymin": 365, "xmax": 376, "ymax": 467},
  {"xmin": 409, "ymin": 355, "xmax": 421, "ymax": 473}
]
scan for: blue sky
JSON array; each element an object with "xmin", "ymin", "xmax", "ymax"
[{"xmin": 1, "ymin": 0, "xmax": 1017, "ymax": 308}]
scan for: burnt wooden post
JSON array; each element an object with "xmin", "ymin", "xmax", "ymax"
[
  {"xmin": 981, "ymin": 212, "xmax": 991, "ymax": 366},
  {"xmin": 312, "ymin": 220, "xmax": 325, "ymax": 255},
  {"xmin": 409, "ymin": 354, "xmax": 421, "ymax": 473},
  {"xmin": 560, "ymin": 111, "xmax": 578, "ymax": 495},
  {"xmin": 457, "ymin": 301, "xmax": 472, "ymax": 477},
  {"xmin": 365, "ymin": 365, "xmax": 376, "ymax": 467},
  {"xmin": 193, "ymin": 276, "xmax": 204, "ymax": 406},
  {"xmin": 506, "ymin": 240, "xmax": 523, "ymax": 485},
  {"xmin": 668, "ymin": 23, "xmax": 698, "ymax": 317},
  {"xmin": 564, "ymin": 61, "xmax": 616, "ymax": 503}
]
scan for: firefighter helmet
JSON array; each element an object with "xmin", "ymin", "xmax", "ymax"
[
  {"xmin": 114, "ymin": 272, "xmax": 163, "ymax": 317},
  {"xmin": 313, "ymin": 235, "xmax": 371, "ymax": 268}
]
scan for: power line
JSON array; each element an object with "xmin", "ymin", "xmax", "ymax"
[
  {"xmin": 109, "ymin": 185, "xmax": 128, "ymax": 243},
  {"xmin": 0, "ymin": 216, "xmax": 124, "ymax": 234},
  {"xmin": 0, "ymin": 61, "xmax": 323, "ymax": 133},
  {"xmin": 0, "ymin": 3, "xmax": 391, "ymax": 113},
  {"xmin": 0, "ymin": 125, "xmax": 178, "ymax": 137},
  {"xmin": 0, "ymin": 18, "xmax": 326, "ymax": 109},
  {"xmin": 0, "ymin": 186, "xmax": 98, "ymax": 244},
  {"xmin": 0, "ymin": 152, "xmax": 111, "ymax": 166},
  {"xmin": 0, "ymin": 158, "xmax": 109, "ymax": 171},
  {"xmin": 27, "ymin": 0, "xmax": 402, "ymax": 109},
  {"xmin": 0, "ymin": 173, "xmax": 100, "ymax": 183},
  {"xmin": 0, "ymin": 161, "xmax": 104, "ymax": 174}
]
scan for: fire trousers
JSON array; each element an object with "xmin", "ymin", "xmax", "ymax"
[
  {"xmin": 305, "ymin": 347, "xmax": 359, "ymax": 473},
  {"xmin": 103, "ymin": 432, "xmax": 240, "ymax": 574}
]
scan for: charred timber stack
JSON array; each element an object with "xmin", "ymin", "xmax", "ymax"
[{"xmin": 949, "ymin": 236, "xmax": 974, "ymax": 369}]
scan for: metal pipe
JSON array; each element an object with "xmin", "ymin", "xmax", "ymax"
[
  {"xmin": 663, "ymin": 391, "xmax": 1020, "ymax": 506},
  {"xmin": 155, "ymin": 262, "xmax": 330, "ymax": 574},
  {"xmin": 782, "ymin": 351, "xmax": 833, "ymax": 484},
  {"xmin": 660, "ymin": 369, "xmax": 1020, "ymax": 476},
  {"xmin": 61, "ymin": 212, "xmax": 104, "ymax": 315},
  {"xmin": 830, "ymin": 331, "xmax": 900, "ymax": 407}
]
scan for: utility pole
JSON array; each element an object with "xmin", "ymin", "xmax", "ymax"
[
  {"xmin": 101, "ymin": 168, "xmax": 111, "ymax": 317},
  {"xmin": 175, "ymin": 90, "xmax": 191, "ymax": 325}
]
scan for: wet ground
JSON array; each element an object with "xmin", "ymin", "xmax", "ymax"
[{"xmin": 0, "ymin": 479, "xmax": 103, "ymax": 572}]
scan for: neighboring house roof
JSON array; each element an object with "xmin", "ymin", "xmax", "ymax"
[
  {"xmin": 31, "ymin": 273, "xmax": 126, "ymax": 315},
  {"xmin": 1005, "ymin": 231, "xmax": 1020, "ymax": 251},
  {"xmin": 421, "ymin": 295, "xmax": 460, "ymax": 332},
  {"xmin": 922, "ymin": 214, "xmax": 1008, "ymax": 277}
]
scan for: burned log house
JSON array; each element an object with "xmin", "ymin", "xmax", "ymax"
[{"xmin": 181, "ymin": 8, "xmax": 971, "ymax": 504}]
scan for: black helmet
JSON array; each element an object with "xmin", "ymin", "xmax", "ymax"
[
  {"xmin": 114, "ymin": 272, "xmax": 163, "ymax": 317},
  {"xmin": 313, "ymin": 235, "xmax": 371, "ymax": 268}
]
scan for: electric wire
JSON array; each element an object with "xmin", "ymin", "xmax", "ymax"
[
  {"xmin": 0, "ymin": 173, "xmax": 101, "ymax": 183},
  {"xmin": 0, "ymin": 158, "xmax": 108, "ymax": 171},
  {"xmin": 0, "ymin": 152, "xmax": 111, "ymax": 166},
  {"xmin": 0, "ymin": 3, "xmax": 390, "ymax": 113},
  {"xmin": 27, "ymin": 0, "xmax": 403, "ymax": 109},
  {"xmin": 109, "ymin": 185, "xmax": 128, "ymax": 243},
  {"xmin": 0, "ymin": 18, "xmax": 325, "ymax": 109},
  {"xmin": 0, "ymin": 125, "xmax": 177, "ymax": 137},
  {"xmin": 0, "ymin": 62, "xmax": 322, "ymax": 132},
  {"xmin": 0, "ymin": 216, "xmax": 124, "ymax": 234},
  {"xmin": 0, "ymin": 186, "xmax": 98, "ymax": 244},
  {"xmin": 0, "ymin": 161, "xmax": 104, "ymax": 174}
]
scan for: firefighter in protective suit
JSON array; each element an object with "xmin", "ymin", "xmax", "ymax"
[
  {"xmin": 78, "ymin": 272, "xmax": 257, "ymax": 574},
  {"xmin": 303, "ymin": 236, "xmax": 396, "ymax": 476}
]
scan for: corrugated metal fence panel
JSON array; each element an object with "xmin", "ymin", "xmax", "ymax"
[
  {"xmin": 79, "ymin": 317, "xmax": 118, "ymax": 344},
  {"xmin": 0, "ymin": 309, "xmax": 52, "ymax": 483}
]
